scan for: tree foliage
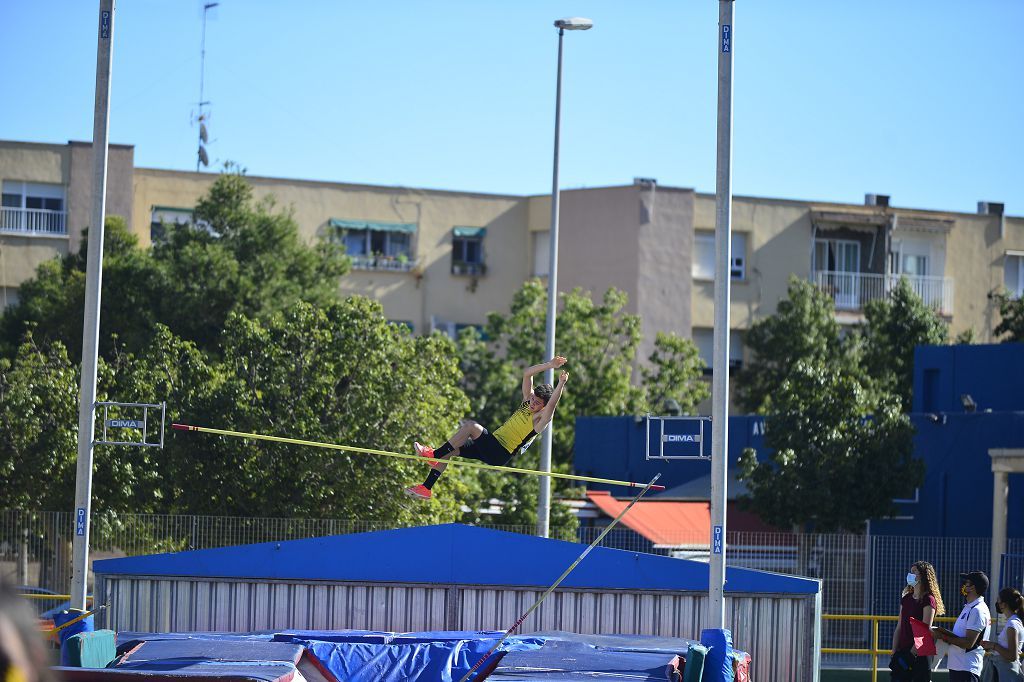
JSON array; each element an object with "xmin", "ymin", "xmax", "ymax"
[
  {"xmin": 861, "ymin": 277, "xmax": 949, "ymax": 411},
  {"xmin": 738, "ymin": 360, "xmax": 920, "ymax": 532},
  {"xmin": 0, "ymin": 301, "xmax": 473, "ymax": 525},
  {"xmin": 994, "ymin": 290, "xmax": 1024, "ymax": 343},
  {"xmin": 735, "ymin": 276, "xmax": 861, "ymax": 413},
  {"xmin": 735, "ymin": 275, "xmax": 930, "ymax": 531},
  {"xmin": 0, "ymin": 171, "xmax": 349, "ymax": 360}
]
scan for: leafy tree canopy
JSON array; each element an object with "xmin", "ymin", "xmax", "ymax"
[
  {"xmin": 0, "ymin": 170, "xmax": 349, "ymax": 360},
  {"xmin": 994, "ymin": 290, "xmax": 1024, "ymax": 343},
  {"xmin": 735, "ymin": 276, "xmax": 862, "ymax": 414},
  {"xmin": 861, "ymin": 277, "xmax": 949, "ymax": 412},
  {"xmin": 738, "ymin": 360, "xmax": 920, "ymax": 532}
]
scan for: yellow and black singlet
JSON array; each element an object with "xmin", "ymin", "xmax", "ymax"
[{"xmin": 492, "ymin": 401, "xmax": 539, "ymax": 456}]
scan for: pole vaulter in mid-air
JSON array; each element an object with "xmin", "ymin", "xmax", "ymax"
[{"xmin": 406, "ymin": 355, "xmax": 569, "ymax": 500}]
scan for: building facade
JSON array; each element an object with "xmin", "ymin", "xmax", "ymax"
[
  {"xmin": 3, "ymin": 138, "xmax": 1023, "ymax": 393},
  {"xmin": 0, "ymin": 140, "xmax": 134, "ymax": 308}
]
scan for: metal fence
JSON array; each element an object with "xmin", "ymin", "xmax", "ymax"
[{"xmin": 3, "ymin": 509, "xmax": 1021, "ymax": 668}]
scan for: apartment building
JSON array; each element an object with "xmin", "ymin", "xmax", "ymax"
[
  {"xmin": 0, "ymin": 140, "xmax": 134, "ymax": 308},
  {"xmin": 3, "ymin": 138, "xmax": 1023, "ymax": 386}
]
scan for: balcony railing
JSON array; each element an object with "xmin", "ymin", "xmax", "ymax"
[
  {"xmin": 0, "ymin": 207, "xmax": 67, "ymax": 235},
  {"xmin": 813, "ymin": 270, "xmax": 954, "ymax": 316},
  {"xmin": 349, "ymin": 254, "xmax": 417, "ymax": 272}
]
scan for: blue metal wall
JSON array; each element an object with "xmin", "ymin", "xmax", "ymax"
[
  {"xmin": 913, "ymin": 343, "xmax": 1024, "ymax": 413},
  {"xmin": 574, "ymin": 412, "xmax": 1024, "ymax": 537},
  {"xmin": 574, "ymin": 415, "xmax": 767, "ymax": 497}
]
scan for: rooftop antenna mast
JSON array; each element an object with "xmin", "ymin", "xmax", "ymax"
[{"xmin": 196, "ymin": 2, "xmax": 218, "ymax": 171}]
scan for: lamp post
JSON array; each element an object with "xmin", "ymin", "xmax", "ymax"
[{"xmin": 537, "ymin": 16, "xmax": 592, "ymax": 539}]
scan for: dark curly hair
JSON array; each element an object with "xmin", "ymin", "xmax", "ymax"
[{"xmin": 533, "ymin": 383, "xmax": 554, "ymax": 404}]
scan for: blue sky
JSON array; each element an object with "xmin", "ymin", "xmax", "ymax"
[{"xmin": 2, "ymin": 1, "xmax": 1022, "ymax": 214}]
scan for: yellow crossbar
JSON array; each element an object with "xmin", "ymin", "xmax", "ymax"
[{"xmin": 172, "ymin": 423, "xmax": 666, "ymax": 491}]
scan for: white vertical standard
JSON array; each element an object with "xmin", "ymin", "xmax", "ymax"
[
  {"xmin": 709, "ymin": 0, "xmax": 735, "ymax": 630},
  {"xmin": 71, "ymin": 0, "xmax": 116, "ymax": 611},
  {"xmin": 537, "ymin": 17, "xmax": 592, "ymax": 538}
]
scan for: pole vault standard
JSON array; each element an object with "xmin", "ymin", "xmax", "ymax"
[
  {"xmin": 171, "ymin": 424, "xmax": 666, "ymax": 491},
  {"xmin": 457, "ymin": 474, "xmax": 661, "ymax": 682}
]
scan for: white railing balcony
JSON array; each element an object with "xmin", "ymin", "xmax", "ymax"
[
  {"xmin": 349, "ymin": 254, "xmax": 418, "ymax": 272},
  {"xmin": 0, "ymin": 207, "xmax": 67, "ymax": 235},
  {"xmin": 813, "ymin": 270, "xmax": 954, "ymax": 316}
]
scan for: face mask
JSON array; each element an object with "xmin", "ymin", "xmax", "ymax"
[
  {"xmin": 907, "ymin": 573, "xmax": 918, "ymax": 587},
  {"xmin": 961, "ymin": 584, "xmax": 969, "ymax": 597}
]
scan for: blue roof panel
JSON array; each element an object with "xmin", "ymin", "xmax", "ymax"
[{"xmin": 94, "ymin": 524, "xmax": 818, "ymax": 595}]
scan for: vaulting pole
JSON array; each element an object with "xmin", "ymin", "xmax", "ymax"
[{"xmin": 172, "ymin": 424, "xmax": 666, "ymax": 491}]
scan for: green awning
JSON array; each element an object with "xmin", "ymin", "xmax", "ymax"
[
  {"xmin": 329, "ymin": 218, "xmax": 416, "ymax": 234},
  {"xmin": 453, "ymin": 226, "xmax": 486, "ymax": 238}
]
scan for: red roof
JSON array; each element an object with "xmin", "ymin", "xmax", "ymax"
[
  {"xmin": 585, "ymin": 491, "xmax": 789, "ymax": 546},
  {"xmin": 586, "ymin": 491, "xmax": 710, "ymax": 546}
]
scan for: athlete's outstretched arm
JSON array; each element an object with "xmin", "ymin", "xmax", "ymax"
[
  {"xmin": 538, "ymin": 370, "xmax": 568, "ymax": 427},
  {"xmin": 522, "ymin": 356, "xmax": 566, "ymax": 400}
]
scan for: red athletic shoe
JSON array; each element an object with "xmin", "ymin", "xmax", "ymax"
[
  {"xmin": 414, "ymin": 442, "xmax": 441, "ymax": 469},
  {"xmin": 404, "ymin": 484, "xmax": 432, "ymax": 500}
]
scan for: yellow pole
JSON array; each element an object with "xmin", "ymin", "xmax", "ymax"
[
  {"xmin": 172, "ymin": 424, "xmax": 667, "ymax": 491},
  {"xmin": 871, "ymin": 617, "xmax": 879, "ymax": 682}
]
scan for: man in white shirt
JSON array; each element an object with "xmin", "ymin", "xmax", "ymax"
[{"xmin": 934, "ymin": 570, "xmax": 991, "ymax": 682}]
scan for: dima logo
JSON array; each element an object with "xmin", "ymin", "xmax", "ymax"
[{"xmin": 664, "ymin": 434, "xmax": 701, "ymax": 443}]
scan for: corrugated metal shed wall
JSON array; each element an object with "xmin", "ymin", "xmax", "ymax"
[{"xmin": 98, "ymin": 576, "xmax": 820, "ymax": 682}]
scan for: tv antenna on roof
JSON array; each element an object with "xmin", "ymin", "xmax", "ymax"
[{"xmin": 195, "ymin": 2, "xmax": 219, "ymax": 171}]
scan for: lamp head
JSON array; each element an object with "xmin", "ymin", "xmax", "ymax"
[{"xmin": 554, "ymin": 17, "xmax": 594, "ymax": 31}]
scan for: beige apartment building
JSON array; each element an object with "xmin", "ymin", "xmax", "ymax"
[{"xmin": 3, "ymin": 139, "xmax": 1023, "ymax": 388}]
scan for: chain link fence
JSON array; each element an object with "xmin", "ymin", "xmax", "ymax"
[{"xmin": 2, "ymin": 509, "xmax": 1021, "ymax": 667}]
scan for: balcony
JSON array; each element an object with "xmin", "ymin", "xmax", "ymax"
[
  {"xmin": 813, "ymin": 270, "xmax": 954, "ymax": 316},
  {"xmin": 349, "ymin": 254, "xmax": 418, "ymax": 272},
  {"xmin": 0, "ymin": 207, "xmax": 67, "ymax": 235}
]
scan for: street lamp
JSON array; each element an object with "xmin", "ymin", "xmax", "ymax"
[{"xmin": 537, "ymin": 16, "xmax": 592, "ymax": 539}]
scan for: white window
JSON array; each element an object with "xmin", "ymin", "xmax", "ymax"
[
  {"xmin": 815, "ymin": 238, "xmax": 860, "ymax": 273},
  {"xmin": 1006, "ymin": 253, "xmax": 1024, "ymax": 297},
  {"xmin": 692, "ymin": 328, "xmax": 744, "ymax": 373},
  {"xmin": 900, "ymin": 254, "xmax": 928, "ymax": 277},
  {"xmin": 693, "ymin": 231, "xmax": 746, "ymax": 280},
  {"xmin": 342, "ymin": 229, "xmax": 410, "ymax": 258},
  {"xmin": 693, "ymin": 232, "xmax": 714, "ymax": 280},
  {"xmin": 532, "ymin": 231, "xmax": 550, "ymax": 277},
  {"xmin": 329, "ymin": 219, "xmax": 416, "ymax": 270},
  {"xmin": 150, "ymin": 206, "xmax": 194, "ymax": 242},
  {"xmin": 1, "ymin": 181, "xmax": 66, "ymax": 234}
]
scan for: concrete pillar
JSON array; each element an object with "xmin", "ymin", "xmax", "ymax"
[{"xmin": 989, "ymin": 448, "xmax": 1024, "ymax": 610}]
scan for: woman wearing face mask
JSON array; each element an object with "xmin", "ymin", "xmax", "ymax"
[
  {"xmin": 979, "ymin": 587, "xmax": 1024, "ymax": 681},
  {"xmin": 891, "ymin": 561, "xmax": 945, "ymax": 681},
  {"xmin": 933, "ymin": 570, "xmax": 991, "ymax": 682}
]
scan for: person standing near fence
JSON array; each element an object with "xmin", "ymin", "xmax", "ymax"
[
  {"xmin": 891, "ymin": 561, "xmax": 945, "ymax": 681},
  {"xmin": 933, "ymin": 570, "xmax": 991, "ymax": 682},
  {"xmin": 980, "ymin": 587, "xmax": 1024, "ymax": 681}
]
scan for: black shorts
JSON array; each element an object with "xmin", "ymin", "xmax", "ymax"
[{"xmin": 461, "ymin": 429, "xmax": 514, "ymax": 467}]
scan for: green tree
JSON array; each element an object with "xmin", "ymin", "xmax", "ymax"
[
  {"xmin": 164, "ymin": 298, "xmax": 472, "ymax": 523},
  {"xmin": 738, "ymin": 360, "xmax": 921, "ymax": 532},
  {"xmin": 641, "ymin": 332, "xmax": 710, "ymax": 414},
  {"xmin": 0, "ymin": 170, "xmax": 349, "ymax": 360},
  {"xmin": 0, "ymin": 336, "xmax": 80, "ymax": 511},
  {"xmin": 861, "ymin": 277, "xmax": 949, "ymax": 411},
  {"xmin": 735, "ymin": 276, "xmax": 861, "ymax": 413},
  {"xmin": 994, "ymin": 290, "xmax": 1024, "ymax": 343}
]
